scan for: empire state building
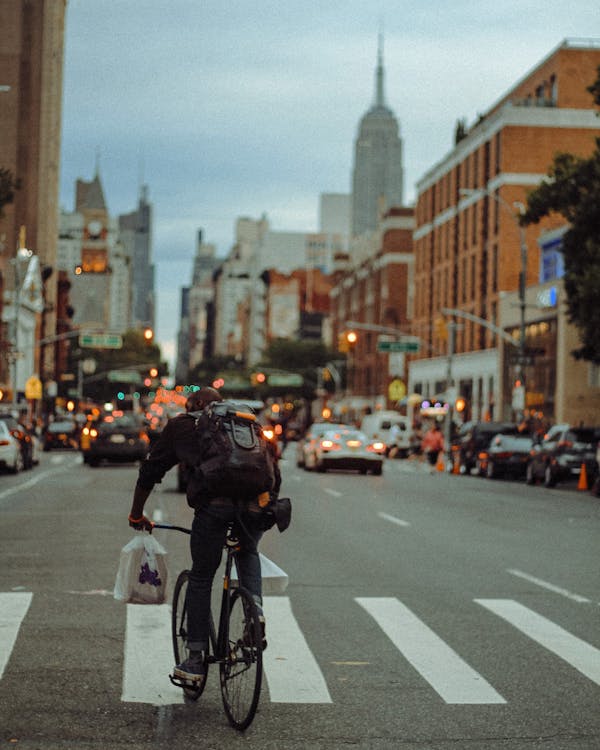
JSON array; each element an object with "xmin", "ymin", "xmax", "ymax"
[{"xmin": 351, "ymin": 38, "xmax": 404, "ymax": 237}]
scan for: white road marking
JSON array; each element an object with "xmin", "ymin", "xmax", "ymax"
[
  {"xmin": 122, "ymin": 604, "xmax": 183, "ymax": 705},
  {"xmin": 377, "ymin": 511, "xmax": 410, "ymax": 527},
  {"xmin": 476, "ymin": 599, "xmax": 600, "ymax": 685},
  {"xmin": 324, "ymin": 488, "xmax": 342, "ymax": 497},
  {"xmin": 262, "ymin": 596, "xmax": 332, "ymax": 703},
  {"xmin": 0, "ymin": 592, "xmax": 33, "ymax": 678},
  {"xmin": 356, "ymin": 597, "xmax": 506, "ymax": 704},
  {"xmin": 506, "ymin": 568, "xmax": 591, "ymax": 603},
  {"xmin": 0, "ymin": 460, "xmax": 81, "ymax": 503}
]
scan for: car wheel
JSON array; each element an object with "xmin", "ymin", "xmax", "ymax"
[
  {"xmin": 372, "ymin": 464, "xmax": 383, "ymax": 476},
  {"xmin": 88, "ymin": 458, "xmax": 100, "ymax": 468},
  {"xmin": 544, "ymin": 465, "xmax": 556, "ymax": 488},
  {"xmin": 525, "ymin": 463, "xmax": 536, "ymax": 485},
  {"xmin": 11, "ymin": 450, "xmax": 24, "ymax": 474}
]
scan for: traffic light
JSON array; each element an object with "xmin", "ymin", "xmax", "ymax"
[
  {"xmin": 143, "ymin": 327, "xmax": 154, "ymax": 344},
  {"xmin": 338, "ymin": 330, "xmax": 358, "ymax": 353},
  {"xmin": 455, "ymin": 396, "xmax": 467, "ymax": 413},
  {"xmin": 434, "ymin": 316, "xmax": 448, "ymax": 341},
  {"xmin": 149, "ymin": 367, "xmax": 158, "ymax": 378},
  {"xmin": 250, "ymin": 372, "xmax": 266, "ymax": 385}
]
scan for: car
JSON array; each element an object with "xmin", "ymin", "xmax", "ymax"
[
  {"xmin": 296, "ymin": 422, "xmax": 347, "ymax": 468},
  {"xmin": 42, "ymin": 419, "xmax": 80, "ymax": 451},
  {"xmin": 526, "ymin": 424, "xmax": 600, "ymax": 488},
  {"xmin": 451, "ymin": 421, "xmax": 523, "ymax": 475},
  {"xmin": 305, "ymin": 428, "xmax": 385, "ymax": 475},
  {"xmin": 360, "ymin": 412, "xmax": 412, "ymax": 457},
  {"xmin": 0, "ymin": 413, "xmax": 35, "ymax": 468},
  {"xmin": 0, "ymin": 420, "xmax": 24, "ymax": 473},
  {"xmin": 81, "ymin": 413, "xmax": 150, "ymax": 466},
  {"xmin": 478, "ymin": 433, "xmax": 534, "ymax": 479}
]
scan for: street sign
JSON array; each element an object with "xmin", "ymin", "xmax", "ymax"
[
  {"xmin": 377, "ymin": 340, "xmax": 420, "ymax": 353},
  {"xmin": 79, "ymin": 332, "xmax": 123, "ymax": 349},
  {"xmin": 268, "ymin": 373, "xmax": 303, "ymax": 387},
  {"xmin": 107, "ymin": 370, "xmax": 142, "ymax": 383},
  {"xmin": 25, "ymin": 375, "xmax": 42, "ymax": 400}
]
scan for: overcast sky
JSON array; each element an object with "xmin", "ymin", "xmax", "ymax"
[{"xmin": 59, "ymin": 1, "xmax": 600, "ymax": 368}]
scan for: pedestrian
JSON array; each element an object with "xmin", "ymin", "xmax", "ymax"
[
  {"xmin": 421, "ymin": 422, "xmax": 445, "ymax": 472},
  {"xmin": 127, "ymin": 386, "xmax": 280, "ymax": 688}
]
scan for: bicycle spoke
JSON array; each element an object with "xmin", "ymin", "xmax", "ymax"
[{"xmin": 219, "ymin": 588, "xmax": 262, "ymax": 730}]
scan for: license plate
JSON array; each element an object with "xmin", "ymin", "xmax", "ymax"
[{"xmin": 110, "ymin": 434, "xmax": 126, "ymax": 443}]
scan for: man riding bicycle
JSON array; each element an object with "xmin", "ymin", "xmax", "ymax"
[{"xmin": 128, "ymin": 386, "xmax": 280, "ymax": 687}]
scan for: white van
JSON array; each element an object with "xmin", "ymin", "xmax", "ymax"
[{"xmin": 360, "ymin": 411, "xmax": 412, "ymax": 457}]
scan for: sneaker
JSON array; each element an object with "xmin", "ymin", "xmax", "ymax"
[
  {"xmin": 243, "ymin": 615, "xmax": 267, "ymax": 651},
  {"xmin": 173, "ymin": 652, "xmax": 206, "ymax": 686}
]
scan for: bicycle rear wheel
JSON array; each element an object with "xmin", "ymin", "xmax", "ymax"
[
  {"xmin": 172, "ymin": 569, "xmax": 207, "ymax": 701},
  {"xmin": 219, "ymin": 587, "xmax": 263, "ymax": 730}
]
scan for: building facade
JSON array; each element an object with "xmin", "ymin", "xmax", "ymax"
[
  {"xmin": 410, "ymin": 39, "xmax": 600, "ymax": 422},
  {"xmin": 0, "ymin": 0, "xmax": 66, "ymax": 397}
]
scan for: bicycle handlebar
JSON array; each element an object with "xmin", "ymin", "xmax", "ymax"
[{"xmin": 151, "ymin": 522, "xmax": 191, "ymax": 535}]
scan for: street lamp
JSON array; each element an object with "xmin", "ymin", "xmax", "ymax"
[{"xmin": 460, "ymin": 188, "xmax": 528, "ymax": 419}]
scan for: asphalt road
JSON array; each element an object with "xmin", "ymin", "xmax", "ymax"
[{"xmin": 1, "ymin": 447, "xmax": 599, "ymax": 749}]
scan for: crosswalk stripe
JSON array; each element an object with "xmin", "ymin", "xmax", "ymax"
[
  {"xmin": 121, "ymin": 604, "xmax": 183, "ymax": 705},
  {"xmin": 0, "ymin": 592, "xmax": 33, "ymax": 679},
  {"xmin": 475, "ymin": 599, "xmax": 600, "ymax": 685},
  {"xmin": 356, "ymin": 597, "xmax": 506, "ymax": 704},
  {"xmin": 262, "ymin": 596, "xmax": 332, "ymax": 703}
]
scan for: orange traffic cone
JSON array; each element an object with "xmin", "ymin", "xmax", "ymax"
[
  {"xmin": 452, "ymin": 453, "xmax": 460, "ymax": 475},
  {"xmin": 436, "ymin": 454, "xmax": 445, "ymax": 472},
  {"xmin": 578, "ymin": 463, "xmax": 588, "ymax": 491}
]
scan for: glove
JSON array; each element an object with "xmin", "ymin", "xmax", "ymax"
[{"xmin": 128, "ymin": 513, "xmax": 153, "ymax": 532}]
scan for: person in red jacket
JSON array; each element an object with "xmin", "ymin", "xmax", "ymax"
[{"xmin": 421, "ymin": 422, "xmax": 445, "ymax": 470}]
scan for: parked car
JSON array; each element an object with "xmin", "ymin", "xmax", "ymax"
[
  {"xmin": 81, "ymin": 414, "xmax": 150, "ymax": 466},
  {"xmin": 42, "ymin": 419, "xmax": 80, "ymax": 451},
  {"xmin": 451, "ymin": 421, "xmax": 523, "ymax": 475},
  {"xmin": 478, "ymin": 432, "xmax": 534, "ymax": 479},
  {"xmin": 296, "ymin": 422, "xmax": 347, "ymax": 468},
  {"xmin": 526, "ymin": 424, "xmax": 600, "ymax": 487},
  {"xmin": 360, "ymin": 411, "xmax": 412, "ymax": 457},
  {"xmin": 0, "ymin": 420, "xmax": 24, "ymax": 473},
  {"xmin": 305, "ymin": 428, "xmax": 385, "ymax": 475},
  {"xmin": 0, "ymin": 413, "xmax": 35, "ymax": 468}
]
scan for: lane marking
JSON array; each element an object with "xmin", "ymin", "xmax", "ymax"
[
  {"xmin": 122, "ymin": 604, "xmax": 183, "ymax": 705},
  {"xmin": 506, "ymin": 568, "xmax": 591, "ymax": 604},
  {"xmin": 0, "ymin": 459, "xmax": 82, "ymax": 503},
  {"xmin": 262, "ymin": 596, "xmax": 332, "ymax": 703},
  {"xmin": 356, "ymin": 597, "xmax": 506, "ymax": 704},
  {"xmin": 378, "ymin": 512, "xmax": 410, "ymax": 527},
  {"xmin": 0, "ymin": 592, "xmax": 33, "ymax": 678},
  {"xmin": 476, "ymin": 599, "xmax": 600, "ymax": 686},
  {"xmin": 324, "ymin": 488, "xmax": 342, "ymax": 497}
]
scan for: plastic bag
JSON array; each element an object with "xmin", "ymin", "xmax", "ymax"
[
  {"xmin": 230, "ymin": 552, "xmax": 289, "ymax": 594},
  {"xmin": 113, "ymin": 534, "xmax": 168, "ymax": 604}
]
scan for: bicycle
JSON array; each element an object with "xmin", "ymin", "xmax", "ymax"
[{"xmin": 153, "ymin": 520, "xmax": 263, "ymax": 731}]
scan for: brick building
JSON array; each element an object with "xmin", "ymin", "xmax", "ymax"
[
  {"xmin": 331, "ymin": 206, "xmax": 415, "ymax": 413},
  {"xmin": 410, "ymin": 39, "xmax": 600, "ymax": 422}
]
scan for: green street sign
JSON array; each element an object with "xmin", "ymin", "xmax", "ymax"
[
  {"xmin": 107, "ymin": 370, "xmax": 142, "ymax": 383},
  {"xmin": 268, "ymin": 373, "xmax": 304, "ymax": 387},
  {"xmin": 377, "ymin": 340, "xmax": 420, "ymax": 353},
  {"xmin": 79, "ymin": 332, "xmax": 123, "ymax": 349}
]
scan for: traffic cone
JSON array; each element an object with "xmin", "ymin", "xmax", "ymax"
[
  {"xmin": 452, "ymin": 453, "xmax": 460, "ymax": 475},
  {"xmin": 436, "ymin": 454, "xmax": 445, "ymax": 472},
  {"xmin": 578, "ymin": 463, "xmax": 588, "ymax": 491}
]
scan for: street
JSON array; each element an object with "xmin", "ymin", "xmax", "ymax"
[{"xmin": 1, "ymin": 448, "xmax": 599, "ymax": 749}]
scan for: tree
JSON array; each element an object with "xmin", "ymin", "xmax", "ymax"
[
  {"xmin": 521, "ymin": 65, "xmax": 600, "ymax": 363},
  {"xmin": 0, "ymin": 168, "xmax": 21, "ymax": 218}
]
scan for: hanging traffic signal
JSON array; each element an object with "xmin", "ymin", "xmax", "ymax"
[
  {"xmin": 346, "ymin": 330, "xmax": 358, "ymax": 345},
  {"xmin": 149, "ymin": 367, "xmax": 158, "ymax": 378},
  {"xmin": 143, "ymin": 327, "xmax": 154, "ymax": 344},
  {"xmin": 455, "ymin": 396, "xmax": 467, "ymax": 413},
  {"xmin": 434, "ymin": 316, "xmax": 448, "ymax": 341}
]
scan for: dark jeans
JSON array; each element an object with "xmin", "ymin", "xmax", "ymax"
[{"xmin": 185, "ymin": 502, "xmax": 264, "ymax": 652}]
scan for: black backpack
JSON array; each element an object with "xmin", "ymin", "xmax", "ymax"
[{"xmin": 193, "ymin": 401, "xmax": 276, "ymax": 502}]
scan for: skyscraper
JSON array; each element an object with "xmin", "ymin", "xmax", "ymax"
[{"xmin": 351, "ymin": 36, "xmax": 404, "ymax": 237}]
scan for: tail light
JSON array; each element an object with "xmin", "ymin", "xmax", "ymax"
[
  {"xmin": 367, "ymin": 441, "xmax": 385, "ymax": 453},
  {"xmin": 262, "ymin": 428, "xmax": 275, "ymax": 442},
  {"xmin": 321, "ymin": 439, "xmax": 340, "ymax": 450},
  {"xmin": 557, "ymin": 440, "xmax": 572, "ymax": 449},
  {"xmin": 0, "ymin": 439, "xmax": 10, "ymax": 446}
]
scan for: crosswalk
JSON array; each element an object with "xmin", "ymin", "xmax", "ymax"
[{"xmin": 1, "ymin": 592, "xmax": 599, "ymax": 706}]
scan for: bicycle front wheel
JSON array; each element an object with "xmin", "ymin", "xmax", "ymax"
[
  {"xmin": 172, "ymin": 570, "xmax": 207, "ymax": 701},
  {"xmin": 219, "ymin": 587, "xmax": 263, "ymax": 730}
]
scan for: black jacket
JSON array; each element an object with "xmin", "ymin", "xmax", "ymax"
[{"xmin": 136, "ymin": 412, "xmax": 280, "ymax": 509}]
